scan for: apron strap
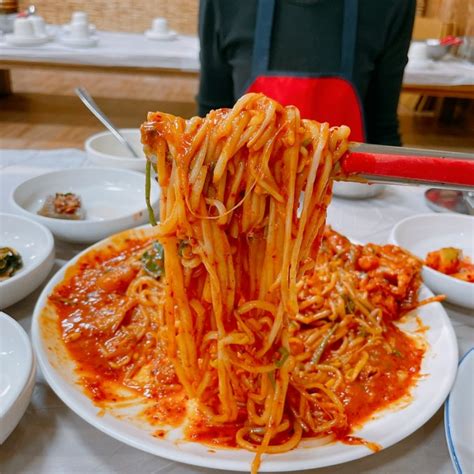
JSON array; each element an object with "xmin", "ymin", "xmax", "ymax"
[
  {"xmin": 340, "ymin": 0, "xmax": 358, "ymax": 79},
  {"xmin": 251, "ymin": 0, "xmax": 276, "ymax": 77},
  {"xmin": 251, "ymin": 0, "xmax": 359, "ymax": 80}
]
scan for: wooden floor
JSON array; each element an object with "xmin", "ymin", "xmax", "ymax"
[
  {"xmin": 398, "ymin": 94, "xmax": 474, "ymax": 152},
  {"xmin": 0, "ymin": 69, "xmax": 198, "ymax": 149},
  {"xmin": 1, "ymin": 68, "xmax": 473, "ymax": 151}
]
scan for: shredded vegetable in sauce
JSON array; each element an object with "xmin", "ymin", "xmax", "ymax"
[
  {"xmin": 48, "ymin": 228, "xmax": 426, "ymax": 471},
  {"xmin": 0, "ymin": 247, "xmax": 23, "ymax": 281},
  {"xmin": 45, "ymin": 94, "xmax": 435, "ymax": 473}
]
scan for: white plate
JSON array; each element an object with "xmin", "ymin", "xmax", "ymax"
[
  {"xmin": 0, "ymin": 311, "xmax": 36, "ymax": 444},
  {"xmin": 85, "ymin": 129, "xmax": 146, "ymax": 172},
  {"xmin": 445, "ymin": 348, "xmax": 474, "ymax": 474},
  {"xmin": 4, "ymin": 34, "xmax": 49, "ymax": 46},
  {"xmin": 145, "ymin": 30, "xmax": 177, "ymax": 41},
  {"xmin": 60, "ymin": 35, "xmax": 98, "ymax": 48},
  {"xmin": 389, "ymin": 213, "xmax": 474, "ymax": 309},
  {"xmin": 31, "ymin": 227, "xmax": 459, "ymax": 472},
  {"xmin": 0, "ymin": 213, "xmax": 55, "ymax": 309},
  {"xmin": 10, "ymin": 168, "xmax": 160, "ymax": 244}
]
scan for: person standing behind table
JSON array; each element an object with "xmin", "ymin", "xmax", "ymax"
[{"xmin": 198, "ymin": 0, "xmax": 416, "ymax": 146}]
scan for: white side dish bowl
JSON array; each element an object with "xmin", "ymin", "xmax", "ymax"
[
  {"xmin": 0, "ymin": 213, "xmax": 55, "ymax": 309},
  {"xmin": 10, "ymin": 168, "xmax": 160, "ymax": 244},
  {"xmin": 444, "ymin": 348, "xmax": 474, "ymax": 474},
  {"xmin": 390, "ymin": 213, "xmax": 474, "ymax": 309},
  {"xmin": 333, "ymin": 182, "xmax": 385, "ymax": 199},
  {"xmin": 0, "ymin": 311, "xmax": 36, "ymax": 444},
  {"xmin": 85, "ymin": 129, "xmax": 146, "ymax": 172}
]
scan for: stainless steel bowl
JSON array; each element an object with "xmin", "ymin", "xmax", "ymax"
[{"xmin": 426, "ymin": 39, "xmax": 450, "ymax": 60}]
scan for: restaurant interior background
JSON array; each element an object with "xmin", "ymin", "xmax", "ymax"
[
  {"xmin": 1, "ymin": 0, "xmax": 473, "ymax": 152},
  {"xmin": 1, "ymin": 1, "xmax": 474, "ymax": 473}
]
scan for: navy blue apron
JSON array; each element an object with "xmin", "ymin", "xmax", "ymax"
[{"xmin": 246, "ymin": 0, "xmax": 366, "ymax": 141}]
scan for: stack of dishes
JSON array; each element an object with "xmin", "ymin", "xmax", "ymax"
[
  {"xmin": 60, "ymin": 11, "xmax": 98, "ymax": 48},
  {"xmin": 4, "ymin": 15, "xmax": 51, "ymax": 46}
]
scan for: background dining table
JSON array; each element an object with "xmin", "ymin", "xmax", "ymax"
[
  {"xmin": 0, "ymin": 149, "xmax": 473, "ymax": 474},
  {"xmin": 1, "ymin": 34, "xmax": 473, "ymax": 98}
]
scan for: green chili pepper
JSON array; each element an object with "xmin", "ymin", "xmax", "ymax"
[
  {"xmin": 141, "ymin": 241, "xmax": 164, "ymax": 278},
  {"xmin": 178, "ymin": 240, "xmax": 189, "ymax": 257},
  {"xmin": 145, "ymin": 160, "xmax": 157, "ymax": 226},
  {"xmin": 275, "ymin": 347, "xmax": 290, "ymax": 368},
  {"xmin": 392, "ymin": 349, "xmax": 403, "ymax": 358},
  {"xmin": 311, "ymin": 324, "xmax": 338, "ymax": 365},
  {"xmin": 268, "ymin": 371, "xmax": 276, "ymax": 389},
  {"xmin": 343, "ymin": 294, "xmax": 355, "ymax": 314}
]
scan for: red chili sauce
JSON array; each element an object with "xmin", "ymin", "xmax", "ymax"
[{"xmin": 48, "ymin": 235, "xmax": 424, "ymax": 450}]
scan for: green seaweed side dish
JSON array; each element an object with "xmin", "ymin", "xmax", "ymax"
[{"xmin": 0, "ymin": 247, "xmax": 23, "ymax": 281}]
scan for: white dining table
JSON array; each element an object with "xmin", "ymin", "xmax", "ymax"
[
  {"xmin": 0, "ymin": 149, "xmax": 473, "ymax": 474},
  {"xmin": 404, "ymin": 42, "xmax": 474, "ymax": 87},
  {"xmin": 2, "ymin": 32, "xmax": 474, "ymax": 88},
  {"xmin": 0, "ymin": 29, "xmax": 200, "ymax": 96},
  {"xmin": 0, "ymin": 29, "xmax": 200, "ymax": 71}
]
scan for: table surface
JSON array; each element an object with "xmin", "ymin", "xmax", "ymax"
[
  {"xmin": 404, "ymin": 42, "xmax": 474, "ymax": 87},
  {"xmin": 0, "ymin": 29, "xmax": 200, "ymax": 72},
  {"xmin": 0, "ymin": 149, "xmax": 473, "ymax": 474},
  {"xmin": 1, "ymin": 32, "xmax": 474, "ymax": 86}
]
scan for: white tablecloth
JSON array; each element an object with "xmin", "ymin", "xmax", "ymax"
[
  {"xmin": 2, "ymin": 31, "xmax": 474, "ymax": 87},
  {"xmin": 403, "ymin": 42, "xmax": 474, "ymax": 86},
  {"xmin": 0, "ymin": 29, "xmax": 200, "ymax": 72},
  {"xmin": 0, "ymin": 149, "xmax": 473, "ymax": 474}
]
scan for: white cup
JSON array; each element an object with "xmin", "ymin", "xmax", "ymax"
[
  {"xmin": 13, "ymin": 17, "xmax": 35, "ymax": 38},
  {"xmin": 152, "ymin": 17, "xmax": 169, "ymax": 34},
  {"xmin": 30, "ymin": 16, "xmax": 47, "ymax": 37},
  {"xmin": 71, "ymin": 11, "xmax": 88, "ymax": 24},
  {"xmin": 70, "ymin": 21, "xmax": 89, "ymax": 39}
]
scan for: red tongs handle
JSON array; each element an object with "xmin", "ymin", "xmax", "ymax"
[
  {"xmin": 339, "ymin": 143, "xmax": 474, "ymax": 191},
  {"xmin": 440, "ymin": 35, "xmax": 463, "ymax": 46}
]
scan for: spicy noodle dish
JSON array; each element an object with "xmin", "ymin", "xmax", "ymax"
[{"xmin": 39, "ymin": 94, "xmax": 444, "ymax": 473}]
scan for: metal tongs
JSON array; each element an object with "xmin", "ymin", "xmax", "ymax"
[{"xmin": 337, "ymin": 143, "xmax": 474, "ymax": 191}]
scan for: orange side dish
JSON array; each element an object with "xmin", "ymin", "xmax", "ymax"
[{"xmin": 426, "ymin": 247, "xmax": 474, "ymax": 283}]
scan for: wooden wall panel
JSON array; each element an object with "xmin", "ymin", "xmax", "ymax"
[{"xmin": 422, "ymin": 0, "xmax": 473, "ymax": 35}]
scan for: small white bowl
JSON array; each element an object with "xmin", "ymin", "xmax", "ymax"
[
  {"xmin": 85, "ymin": 129, "xmax": 146, "ymax": 172},
  {"xmin": 390, "ymin": 213, "xmax": 474, "ymax": 309},
  {"xmin": 10, "ymin": 168, "xmax": 160, "ymax": 244},
  {"xmin": 333, "ymin": 182, "xmax": 385, "ymax": 199},
  {"xmin": 0, "ymin": 311, "xmax": 36, "ymax": 444},
  {"xmin": 0, "ymin": 213, "xmax": 55, "ymax": 309}
]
